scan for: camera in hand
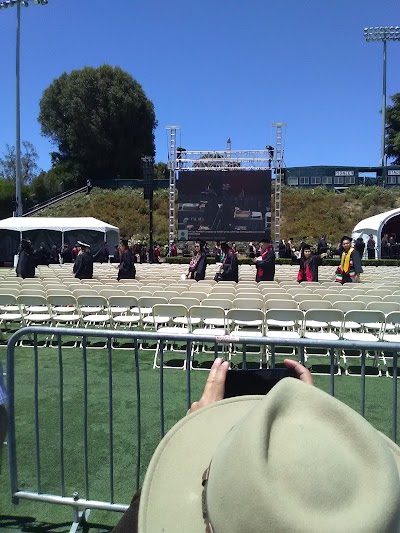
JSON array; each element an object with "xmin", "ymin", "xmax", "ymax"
[{"xmin": 224, "ymin": 368, "xmax": 298, "ymax": 398}]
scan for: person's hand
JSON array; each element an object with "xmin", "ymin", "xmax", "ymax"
[
  {"xmin": 320, "ymin": 253, "xmax": 328, "ymax": 259},
  {"xmin": 189, "ymin": 358, "xmax": 229, "ymax": 414},
  {"xmin": 283, "ymin": 359, "xmax": 314, "ymax": 385}
]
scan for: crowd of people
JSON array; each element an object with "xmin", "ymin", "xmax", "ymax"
[{"xmin": 15, "ymin": 233, "xmax": 367, "ymax": 285}]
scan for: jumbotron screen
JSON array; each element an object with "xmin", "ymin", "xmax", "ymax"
[{"xmin": 177, "ymin": 169, "xmax": 272, "ymax": 242}]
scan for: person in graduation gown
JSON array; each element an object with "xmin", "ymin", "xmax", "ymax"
[
  {"xmin": 335, "ymin": 236, "xmax": 363, "ymax": 284},
  {"xmin": 186, "ymin": 241, "xmax": 207, "ymax": 281},
  {"xmin": 73, "ymin": 241, "xmax": 94, "ymax": 280},
  {"xmin": 117, "ymin": 240, "xmax": 136, "ymax": 281},
  {"xmin": 16, "ymin": 239, "xmax": 36, "ymax": 279},
  {"xmin": 297, "ymin": 244, "xmax": 327, "ymax": 283},
  {"xmin": 253, "ymin": 236, "xmax": 275, "ymax": 282},
  {"xmin": 216, "ymin": 242, "xmax": 238, "ymax": 283}
]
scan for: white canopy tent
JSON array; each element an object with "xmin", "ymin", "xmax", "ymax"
[
  {"xmin": 0, "ymin": 217, "xmax": 119, "ymax": 262},
  {"xmin": 352, "ymin": 207, "xmax": 400, "ymax": 258}
]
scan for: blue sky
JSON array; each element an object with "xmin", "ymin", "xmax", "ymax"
[{"xmin": 0, "ymin": 0, "xmax": 399, "ymax": 172}]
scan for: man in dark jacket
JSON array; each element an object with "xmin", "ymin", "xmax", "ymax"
[
  {"xmin": 317, "ymin": 234, "xmax": 328, "ymax": 255},
  {"xmin": 73, "ymin": 242, "xmax": 93, "ymax": 279},
  {"xmin": 117, "ymin": 240, "xmax": 136, "ymax": 280},
  {"xmin": 16, "ymin": 239, "xmax": 36, "ymax": 279},
  {"xmin": 253, "ymin": 236, "xmax": 275, "ymax": 282}
]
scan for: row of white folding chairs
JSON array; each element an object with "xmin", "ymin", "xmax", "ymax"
[{"xmin": 148, "ymin": 305, "xmax": 400, "ymax": 373}]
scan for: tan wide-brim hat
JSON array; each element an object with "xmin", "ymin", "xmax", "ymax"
[{"xmin": 138, "ymin": 378, "xmax": 400, "ymax": 533}]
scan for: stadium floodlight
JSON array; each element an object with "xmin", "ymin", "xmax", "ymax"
[
  {"xmin": 0, "ymin": 0, "xmax": 49, "ymax": 216},
  {"xmin": 363, "ymin": 26, "xmax": 400, "ymax": 169},
  {"xmin": 364, "ymin": 26, "xmax": 400, "ymax": 42}
]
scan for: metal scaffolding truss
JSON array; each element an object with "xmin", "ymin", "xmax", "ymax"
[
  {"xmin": 172, "ymin": 149, "xmax": 272, "ymax": 171},
  {"xmin": 273, "ymin": 122, "xmax": 286, "ymax": 252}
]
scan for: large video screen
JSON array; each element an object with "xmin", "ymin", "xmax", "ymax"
[{"xmin": 177, "ymin": 170, "xmax": 271, "ymax": 242}]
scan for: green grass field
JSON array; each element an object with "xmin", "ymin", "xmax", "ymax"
[{"xmin": 0, "ymin": 343, "xmax": 399, "ymax": 532}]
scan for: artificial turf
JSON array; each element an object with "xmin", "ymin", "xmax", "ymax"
[{"xmin": 0, "ymin": 343, "xmax": 399, "ymax": 532}]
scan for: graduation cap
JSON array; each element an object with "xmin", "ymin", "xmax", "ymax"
[
  {"xmin": 302, "ymin": 243, "xmax": 312, "ymax": 251},
  {"xmin": 77, "ymin": 241, "xmax": 90, "ymax": 248},
  {"xmin": 259, "ymin": 235, "xmax": 273, "ymax": 244}
]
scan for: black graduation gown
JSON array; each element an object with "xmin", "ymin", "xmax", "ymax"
[
  {"xmin": 16, "ymin": 250, "xmax": 36, "ymax": 279},
  {"xmin": 61, "ymin": 249, "xmax": 73, "ymax": 264},
  {"xmin": 34, "ymin": 248, "xmax": 50, "ymax": 266},
  {"xmin": 188, "ymin": 252, "xmax": 207, "ymax": 281},
  {"xmin": 73, "ymin": 251, "xmax": 94, "ymax": 279},
  {"xmin": 220, "ymin": 252, "xmax": 239, "ymax": 282},
  {"xmin": 298, "ymin": 255, "xmax": 323, "ymax": 282},
  {"xmin": 118, "ymin": 250, "xmax": 136, "ymax": 280},
  {"xmin": 255, "ymin": 249, "xmax": 275, "ymax": 282}
]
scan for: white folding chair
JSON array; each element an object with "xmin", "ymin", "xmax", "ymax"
[
  {"xmin": 265, "ymin": 309, "xmax": 304, "ymax": 363},
  {"xmin": 341, "ymin": 310, "xmax": 386, "ymax": 376},
  {"xmin": 302, "ymin": 309, "xmax": 344, "ymax": 374},
  {"xmin": 18, "ymin": 295, "xmax": 52, "ymax": 347},
  {"xmin": 187, "ymin": 305, "xmax": 229, "ymax": 368},
  {"xmin": 0, "ymin": 294, "xmax": 23, "ymax": 343},
  {"xmin": 226, "ymin": 308, "xmax": 265, "ymax": 368},
  {"xmin": 152, "ymin": 304, "xmax": 190, "ymax": 369}
]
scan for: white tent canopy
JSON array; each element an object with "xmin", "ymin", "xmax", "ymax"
[
  {"xmin": 0, "ymin": 217, "xmax": 119, "ymax": 233},
  {"xmin": 352, "ymin": 207, "xmax": 400, "ymax": 258},
  {"xmin": 0, "ymin": 217, "xmax": 120, "ymax": 262}
]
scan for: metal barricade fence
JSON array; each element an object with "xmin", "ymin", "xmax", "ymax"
[{"xmin": 5, "ymin": 326, "xmax": 400, "ymax": 530}]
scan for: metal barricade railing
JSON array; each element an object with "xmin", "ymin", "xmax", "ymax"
[{"xmin": 6, "ymin": 326, "xmax": 400, "ymax": 530}]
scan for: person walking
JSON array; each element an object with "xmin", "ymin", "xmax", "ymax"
[
  {"xmin": 367, "ymin": 234, "xmax": 376, "ymax": 260},
  {"xmin": 335, "ymin": 236, "xmax": 363, "ymax": 284},
  {"xmin": 73, "ymin": 242, "xmax": 94, "ymax": 280},
  {"xmin": 354, "ymin": 237, "xmax": 365, "ymax": 260},
  {"xmin": 253, "ymin": 236, "xmax": 275, "ymax": 282},
  {"xmin": 117, "ymin": 240, "xmax": 136, "ymax": 280},
  {"xmin": 16, "ymin": 239, "xmax": 36, "ymax": 279},
  {"xmin": 186, "ymin": 241, "xmax": 207, "ymax": 281},
  {"xmin": 297, "ymin": 244, "xmax": 327, "ymax": 283},
  {"xmin": 215, "ymin": 242, "xmax": 238, "ymax": 282}
]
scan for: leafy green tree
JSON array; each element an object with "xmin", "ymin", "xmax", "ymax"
[
  {"xmin": 154, "ymin": 162, "xmax": 169, "ymax": 180},
  {"xmin": 0, "ymin": 141, "xmax": 40, "ymax": 184},
  {"xmin": 0, "ymin": 178, "xmax": 16, "ymax": 218},
  {"xmin": 30, "ymin": 161, "xmax": 79, "ymax": 204},
  {"xmin": 386, "ymin": 93, "xmax": 400, "ymax": 164},
  {"xmin": 39, "ymin": 65, "xmax": 157, "ymax": 183}
]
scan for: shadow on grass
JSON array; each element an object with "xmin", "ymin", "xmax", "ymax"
[{"xmin": 0, "ymin": 514, "xmax": 113, "ymax": 533}]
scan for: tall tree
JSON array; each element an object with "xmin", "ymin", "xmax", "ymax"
[
  {"xmin": 386, "ymin": 93, "xmax": 400, "ymax": 165},
  {"xmin": 38, "ymin": 65, "xmax": 157, "ymax": 183},
  {"xmin": 0, "ymin": 141, "xmax": 40, "ymax": 184}
]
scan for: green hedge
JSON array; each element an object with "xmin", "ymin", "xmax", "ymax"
[{"xmin": 165, "ymin": 257, "xmax": 400, "ymax": 267}]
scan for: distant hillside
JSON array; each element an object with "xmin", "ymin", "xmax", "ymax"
[
  {"xmin": 278, "ymin": 186, "xmax": 400, "ymax": 247},
  {"xmin": 36, "ymin": 185, "xmax": 400, "ymax": 247}
]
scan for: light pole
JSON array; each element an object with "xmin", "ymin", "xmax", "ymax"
[
  {"xmin": 0, "ymin": 0, "xmax": 49, "ymax": 216},
  {"xmin": 363, "ymin": 26, "xmax": 400, "ymax": 170}
]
